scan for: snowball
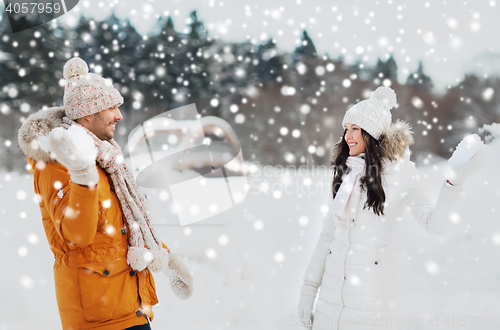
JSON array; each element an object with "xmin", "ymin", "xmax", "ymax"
[
  {"xmin": 448, "ymin": 134, "xmax": 485, "ymax": 167},
  {"xmin": 37, "ymin": 134, "xmax": 50, "ymax": 153},
  {"xmin": 57, "ymin": 125, "xmax": 97, "ymax": 164}
]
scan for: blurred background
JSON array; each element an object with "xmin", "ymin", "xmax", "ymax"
[
  {"xmin": 1, "ymin": 1, "xmax": 500, "ymax": 329},
  {"xmin": 1, "ymin": 0, "xmax": 500, "ymax": 171}
]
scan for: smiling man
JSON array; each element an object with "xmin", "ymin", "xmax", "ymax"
[
  {"xmin": 77, "ymin": 104, "xmax": 122, "ymax": 141},
  {"xmin": 17, "ymin": 57, "xmax": 193, "ymax": 330}
]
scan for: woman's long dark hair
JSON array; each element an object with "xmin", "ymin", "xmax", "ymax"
[{"xmin": 331, "ymin": 128, "xmax": 386, "ymax": 216}]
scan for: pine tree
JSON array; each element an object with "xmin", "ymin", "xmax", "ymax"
[
  {"xmin": 293, "ymin": 30, "xmax": 317, "ymax": 59},
  {"xmin": 372, "ymin": 54, "xmax": 398, "ymax": 82},
  {"xmin": 406, "ymin": 61, "xmax": 433, "ymax": 91},
  {"xmin": 183, "ymin": 11, "xmax": 216, "ymax": 113}
]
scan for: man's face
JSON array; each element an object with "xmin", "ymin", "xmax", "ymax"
[{"xmin": 86, "ymin": 105, "xmax": 123, "ymax": 141}]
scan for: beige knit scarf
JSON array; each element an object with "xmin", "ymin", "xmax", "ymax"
[{"xmin": 61, "ymin": 117, "xmax": 169, "ymax": 272}]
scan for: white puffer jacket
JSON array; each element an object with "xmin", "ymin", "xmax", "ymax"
[{"xmin": 303, "ymin": 122, "xmax": 463, "ymax": 330}]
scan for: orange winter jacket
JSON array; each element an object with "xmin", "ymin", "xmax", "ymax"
[{"xmin": 28, "ymin": 156, "xmax": 168, "ymax": 330}]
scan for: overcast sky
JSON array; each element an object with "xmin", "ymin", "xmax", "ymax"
[{"xmin": 58, "ymin": 0, "xmax": 500, "ymax": 93}]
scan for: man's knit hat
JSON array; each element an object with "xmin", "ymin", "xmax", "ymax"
[
  {"xmin": 341, "ymin": 86, "xmax": 397, "ymax": 140},
  {"xmin": 63, "ymin": 57, "xmax": 123, "ymax": 120}
]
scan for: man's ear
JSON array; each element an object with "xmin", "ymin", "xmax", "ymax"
[{"xmin": 76, "ymin": 115, "xmax": 91, "ymax": 124}]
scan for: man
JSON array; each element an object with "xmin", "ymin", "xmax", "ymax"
[{"xmin": 17, "ymin": 57, "xmax": 193, "ymax": 329}]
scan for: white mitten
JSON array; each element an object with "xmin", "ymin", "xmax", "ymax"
[
  {"xmin": 447, "ymin": 134, "xmax": 491, "ymax": 186},
  {"xmin": 162, "ymin": 254, "xmax": 193, "ymax": 300},
  {"xmin": 39, "ymin": 125, "xmax": 98, "ymax": 186},
  {"xmin": 297, "ymin": 284, "xmax": 318, "ymax": 330}
]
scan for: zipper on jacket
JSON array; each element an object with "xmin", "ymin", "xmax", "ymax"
[{"xmin": 337, "ymin": 218, "xmax": 355, "ymax": 330}]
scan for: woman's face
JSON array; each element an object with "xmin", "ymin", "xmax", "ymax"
[{"xmin": 344, "ymin": 123, "xmax": 366, "ymax": 156}]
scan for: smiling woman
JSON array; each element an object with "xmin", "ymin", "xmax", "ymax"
[
  {"xmin": 344, "ymin": 123, "xmax": 366, "ymax": 157},
  {"xmin": 297, "ymin": 86, "xmax": 490, "ymax": 330}
]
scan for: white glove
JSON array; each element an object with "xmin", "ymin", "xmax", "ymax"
[
  {"xmin": 39, "ymin": 125, "xmax": 98, "ymax": 186},
  {"xmin": 297, "ymin": 284, "xmax": 318, "ymax": 330},
  {"xmin": 447, "ymin": 134, "xmax": 491, "ymax": 186},
  {"xmin": 162, "ymin": 253, "xmax": 193, "ymax": 300}
]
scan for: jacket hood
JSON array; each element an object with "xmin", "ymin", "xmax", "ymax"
[
  {"xmin": 332, "ymin": 119, "xmax": 415, "ymax": 162},
  {"xmin": 17, "ymin": 106, "xmax": 66, "ymax": 163},
  {"xmin": 378, "ymin": 119, "xmax": 415, "ymax": 161}
]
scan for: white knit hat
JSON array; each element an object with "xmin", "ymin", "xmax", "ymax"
[
  {"xmin": 341, "ymin": 86, "xmax": 397, "ymax": 140},
  {"xmin": 63, "ymin": 57, "xmax": 123, "ymax": 120}
]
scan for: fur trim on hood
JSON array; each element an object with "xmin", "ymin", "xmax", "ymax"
[
  {"xmin": 378, "ymin": 119, "xmax": 415, "ymax": 161},
  {"xmin": 331, "ymin": 119, "xmax": 415, "ymax": 162},
  {"xmin": 17, "ymin": 106, "xmax": 66, "ymax": 163}
]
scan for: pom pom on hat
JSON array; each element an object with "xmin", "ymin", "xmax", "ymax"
[
  {"xmin": 370, "ymin": 86, "xmax": 397, "ymax": 109},
  {"xmin": 341, "ymin": 86, "xmax": 397, "ymax": 140},
  {"xmin": 63, "ymin": 57, "xmax": 89, "ymax": 80}
]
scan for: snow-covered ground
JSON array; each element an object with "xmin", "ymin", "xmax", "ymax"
[{"xmin": 1, "ymin": 140, "xmax": 499, "ymax": 330}]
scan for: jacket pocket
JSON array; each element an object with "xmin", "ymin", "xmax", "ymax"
[{"xmin": 77, "ymin": 258, "xmax": 138, "ymax": 322}]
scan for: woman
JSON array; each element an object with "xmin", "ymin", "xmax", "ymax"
[{"xmin": 297, "ymin": 86, "xmax": 490, "ymax": 330}]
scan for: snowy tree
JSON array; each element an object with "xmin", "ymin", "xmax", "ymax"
[
  {"xmin": 406, "ymin": 61, "xmax": 433, "ymax": 91},
  {"xmin": 293, "ymin": 30, "xmax": 317, "ymax": 59},
  {"xmin": 371, "ymin": 54, "xmax": 398, "ymax": 83}
]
